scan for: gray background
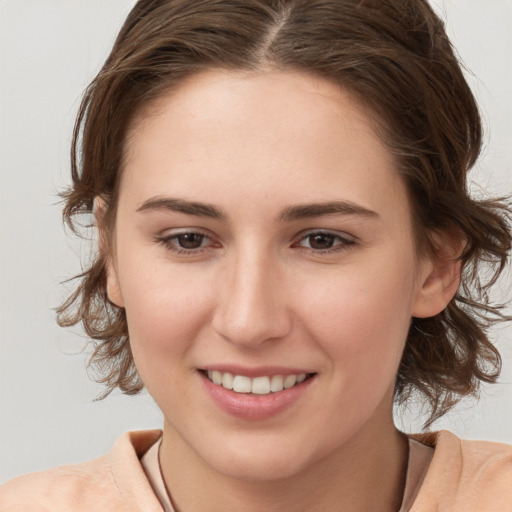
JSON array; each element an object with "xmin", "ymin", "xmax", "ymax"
[{"xmin": 1, "ymin": 0, "xmax": 511, "ymax": 483}]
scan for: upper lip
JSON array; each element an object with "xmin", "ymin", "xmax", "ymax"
[{"xmin": 200, "ymin": 365, "xmax": 314, "ymax": 378}]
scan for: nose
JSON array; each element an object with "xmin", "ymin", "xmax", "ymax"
[{"xmin": 211, "ymin": 247, "xmax": 292, "ymax": 348}]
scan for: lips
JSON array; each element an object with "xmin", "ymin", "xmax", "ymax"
[{"xmin": 199, "ymin": 367, "xmax": 316, "ymax": 420}]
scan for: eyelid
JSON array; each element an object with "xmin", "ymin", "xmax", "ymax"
[
  {"xmin": 154, "ymin": 227, "xmax": 220, "ymax": 255},
  {"xmin": 293, "ymin": 229, "xmax": 357, "ymax": 252},
  {"xmin": 296, "ymin": 228, "xmax": 357, "ymax": 242},
  {"xmin": 158, "ymin": 226, "xmax": 212, "ymax": 238}
]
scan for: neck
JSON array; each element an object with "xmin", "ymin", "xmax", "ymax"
[{"xmin": 159, "ymin": 417, "xmax": 409, "ymax": 512}]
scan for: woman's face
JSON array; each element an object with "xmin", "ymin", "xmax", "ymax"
[{"xmin": 106, "ymin": 69, "xmax": 437, "ymax": 480}]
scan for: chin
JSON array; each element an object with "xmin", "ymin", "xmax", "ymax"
[
  {"xmin": 214, "ymin": 453, "xmax": 307, "ymax": 482},
  {"xmin": 201, "ymin": 435, "xmax": 329, "ymax": 483}
]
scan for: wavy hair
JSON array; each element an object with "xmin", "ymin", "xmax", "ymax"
[{"xmin": 57, "ymin": 0, "xmax": 512, "ymax": 427}]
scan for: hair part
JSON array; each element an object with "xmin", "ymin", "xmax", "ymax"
[{"xmin": 58, "ymin": 0, "xmax": 512, "ymax": 427}]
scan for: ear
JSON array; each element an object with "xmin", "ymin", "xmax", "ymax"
[
  {"xmin": 412, "ymin": 232, "xmax": 463, "ymax": 318},
  {"xmin": 94, "ymin": 197, "xmax": 124, "ymax": 308}
]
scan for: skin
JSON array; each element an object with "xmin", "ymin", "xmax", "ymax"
[{"xmin": 102, "ymin": 69, "xmax": 459, "ymax": 511}]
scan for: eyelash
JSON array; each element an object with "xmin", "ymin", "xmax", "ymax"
[
  {"xmin": 155, "ymin": 230, "xmax": 356, "ymax": 256},
  {"xmin": 293, "ymin": 230, "xmax": 356, "ymax": 254},
  {"xmin": 155, "ymin": 231, "xmax": 215, "ymax": 255}
]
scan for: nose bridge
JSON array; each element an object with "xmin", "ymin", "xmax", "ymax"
[{"xmin": 212, "ymin": 240, "xmax": 291, "ymax": 347}]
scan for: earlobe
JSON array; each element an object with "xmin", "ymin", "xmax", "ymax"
[
  {"xmin": 412, "ymin": 249, "xmax": 462, "ymax": 319},
  {"xmin": 94, "ymin": 196, "xmax": 124, "ymax": 308},
  {"xmin": 105, "ymin": 261, "xmax": 124, "ymax": 308}
]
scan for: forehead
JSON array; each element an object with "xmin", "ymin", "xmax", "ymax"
[{"xmin": 121, "ymin": 69, "xmax": 410, "ymax": 225}]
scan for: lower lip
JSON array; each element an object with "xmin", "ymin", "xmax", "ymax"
[{"xmin": 201, "ymin": 373, "xmax": 314, "ymax": 421}]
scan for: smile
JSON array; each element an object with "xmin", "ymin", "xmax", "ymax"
[{"xmin": 205, "ymin": 370, "xmax": 312, "ymax": 395}]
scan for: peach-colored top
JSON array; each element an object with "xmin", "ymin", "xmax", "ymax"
[
  {"xmin": 1, "ymin": 430, "xmax": 512, "ymax": 511},
  {"xmin": 139, "ymin": 436, "xmax": 433, "ymax": 512}
]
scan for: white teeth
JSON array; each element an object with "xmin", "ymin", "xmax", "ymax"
[
  {"xmin": 221, "ymin": 372, "xmax": 234, "ymax": 390},
  {"xmin": 233, "ymin": 375, "xmax": 252, "ymax": 393},
  {"xmin": 251, "ymin": 376, "xmax": 271, "ymax": 395},
  {"xmin": 283, "ymin": 375, "xmax": 297, "ymax": 389},
  {"xmin": 270, "ymin": 375, "xmax": 284, "ymax": 392},
  {"xmin": 206, "ymin": 371, "xmax": 310, "ymax": 394}
]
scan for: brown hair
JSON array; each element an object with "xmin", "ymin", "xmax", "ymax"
[{"xmin": 58, "ymin": 0, "xmax": 512, "ymax": 427}]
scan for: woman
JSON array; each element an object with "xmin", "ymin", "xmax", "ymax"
[{"xmin": 1, "ymin": 0, "xmax": 511, "ymax": 510}]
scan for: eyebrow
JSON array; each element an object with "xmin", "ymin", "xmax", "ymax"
[
  {"xmin": 279, "ymin": 201, "xmax": 379, "ymax": 221},
  {"xmin": 137, "ymin": 197, "xmax": 227, "ymax": 220},
  {"xmin": 136, "ymin": 196, "xmax": 379, "ymax": 222}
]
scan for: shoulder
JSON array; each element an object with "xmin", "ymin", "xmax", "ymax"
[
  {"xmin": 410, "ymin": 430, "xmax": 512, "ymax": 512},
  {"xmin": 0, "ymin": 455, "xmax": 116, "ymax": 512},
  {"xmin": 0, "ymin": 430, "xmax": 163, "ymax": 512}
]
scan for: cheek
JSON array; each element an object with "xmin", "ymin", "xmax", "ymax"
[
  {"xmin": 297, "ymin": 260, "xmax": 415, "ymax": 377},
  {"xmin": 116, "ymin": 256, "xmax": 216, "ymax": 362},
  {"xmin": 119, "ymin": 268, "xmax": 219, "ymax": 408}
]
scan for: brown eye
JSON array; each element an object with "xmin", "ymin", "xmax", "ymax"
[
  {"xmin": 295, "ymin": 231, "xmax": 355, "ymax": 253},
  {"xmin": 307, "ymin": 233, "xmax": 336, "ymax": 250},
  {"xmin": 156, "ymin": 230, "xmax": 218, "ymax": 256},
  {"xmin": 176, "ymin": 233, "xmax": 206, "ymax": 249}
]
